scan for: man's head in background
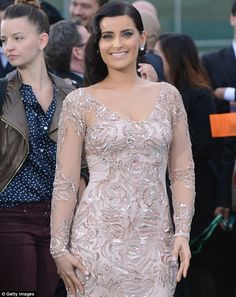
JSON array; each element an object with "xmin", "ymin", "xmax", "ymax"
[
  {"xmin": 69, "ymin": 0, "xmax": 109, "ymax": 30},
  {"xmin": 230, "ymin": 0, "xmax": 236, "ymax": 39},
  {"xmin": 0, "ymin": 0, "xmax": 14, "ymax": 39},
  {"xmin": 132, "ymin": 0, "xmax": 157, "ymax": 17},
  {"xmin": 138, "ymin": 10, "xmax": 160, "ymax": 52},
  {"xmin": 132, "ymin": 1, "xmax": 160, "ymax": 52},
  {"xmin": 45, "ymin": 19, "xmax": 89, "ymax": 76}
]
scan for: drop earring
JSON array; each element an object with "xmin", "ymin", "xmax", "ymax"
[{"xmin": 140, "ymin": 44, "xmax": 145, "ymax": 51}]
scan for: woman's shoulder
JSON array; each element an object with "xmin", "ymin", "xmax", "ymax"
[
  {"xmin": 62, "ymin": 87, "xmax": 90, "ymax": 110},
  {"xmin": 65, "ymin": 87, "xmax": 87, "ymax": 100},
  {"xmin": 159, "ymin": 81, "xmax": 179, "ymax": 93},
  {"xmin": 134, "ymin": 79, "xmax": 178, "ymax": 94},
  {"xmin": 155, "ymin": 82, "xmax": 182, "ymax": 104}
]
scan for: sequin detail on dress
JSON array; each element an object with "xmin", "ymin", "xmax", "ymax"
[{"xmin": 51, "ymin": 82, "xmax": 195, "ymax": 297}]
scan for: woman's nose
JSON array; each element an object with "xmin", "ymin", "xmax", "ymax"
[{"xmin": 112, "ymin": 36, "xmax": 122, "ymax": 48}]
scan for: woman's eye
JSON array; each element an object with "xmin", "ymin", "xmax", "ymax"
[
  {"xmin": 123, "ymin": 31, "xmax": 133, "ymax": 38},
  {"xmin": 101, "ymin": 34, "xmax": 112, "ymax": 40}
]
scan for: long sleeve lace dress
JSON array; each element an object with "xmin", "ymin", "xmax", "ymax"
[{"xmin": 50, "ymin": 82, "xmax": 195, "ymax": 297}]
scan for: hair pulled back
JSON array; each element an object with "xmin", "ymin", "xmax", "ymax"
[
  {"xmin": 15, "ymin": 0, "xmax": 40, "ymax": 8},
  {"xmin": 3, "ymin": 0, "xmax": 49, "ymax": 34}
]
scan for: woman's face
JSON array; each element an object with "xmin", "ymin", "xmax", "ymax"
[
  {"xmin": 98, "ymin": 15, "xmax": 146, "ymax": 73},
  {"xmin": 1, "ymin": 16, "xmax": 47, "ymax": 69},
  {"xmin": 154, "ymin": 41, "xmax": 171, "ymax": 83}
]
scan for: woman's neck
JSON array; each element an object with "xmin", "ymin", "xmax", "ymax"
[
  {"xmin": 18, "ymin": 57, "xmax": 50, "ymax": 90},
  {"xmin": 102, "ymin": 68, "xmax": 142, "ymax": 89}
]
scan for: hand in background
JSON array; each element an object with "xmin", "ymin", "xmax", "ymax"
[
  {"xmin": 137, "ymin": 63, "xmax": 158, "ymax": 82},
  {"xmin": 214, "ymin": 87, "xmax": 226, "ymax": 100}
]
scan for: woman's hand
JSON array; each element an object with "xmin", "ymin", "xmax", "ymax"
[
  {"xmin": 172, "ymin": 236, "xmax": 191, "ymax": 282},
  {"xmin": 137, "ymin": 63, "xmax": 158, "ymax": 82},
  {"xmin": 55, "ymin": 253, "xmax": 90, "ymax": 296}
]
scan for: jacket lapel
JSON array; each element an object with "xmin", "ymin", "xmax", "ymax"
[
  {"xmin": 2, "ymin": 86, "xmax": 29, "ymax": 139},
  {"xmin": 220, "ymin": 46, "xmax": 236, "ymax": 85}
]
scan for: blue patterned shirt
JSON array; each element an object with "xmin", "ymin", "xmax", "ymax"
[{"xmin": 0, "ymin": 84, "xmax": 57, "ymax": 208}]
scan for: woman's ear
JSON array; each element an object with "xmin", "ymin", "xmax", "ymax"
[
  {"xmin": 39, "ymin": 32, "xmax": 49, "ymax": 50},
  {"xmin": 140, "ymin": 30, "xmax": 147, "ymax": 48}
]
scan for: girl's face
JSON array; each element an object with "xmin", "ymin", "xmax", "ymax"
[
  {"xmin": 154, "ymin": 41, "xmax": 171, "ymax": 83},
  {"xmin": 1, "ymin": 16, "xmax": 48, "ymax": 69},
  {"xmin": 98, "ymin": 15, "xmax": 146, "ymax": 73}
]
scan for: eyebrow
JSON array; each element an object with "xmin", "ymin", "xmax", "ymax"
[
  {"xmin": 12, "ymin": 32, "xmax": 24, "ymax": 35},
  {"xmin": 101, "ymin": 28, "xmax": 135, "ymax": 34},
  {"xmin": 1, "ymin": 32, "xmax": 25, "ymax": 37},
  {"xmin": 2, "ymin": 32, "xmax": 25, "ymax": 36}
]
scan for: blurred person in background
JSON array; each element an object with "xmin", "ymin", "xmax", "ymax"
[
  {"xmin": 202, "ymin": 0, "xmax": 236, "ymax": 104},
  {"xmin": 136, "ymin": 8, "xmax": 164, "ymax": 81},
  {"xmin": 138, "ymin": 9, "xmax": 160, "ymax": 52},
  {"xmin": 0, "ymin": 0, "xmax": 70, "ymax": 294},
  {"xmin": 155, "ymin": 32, "xmax": 223, "ymax": 297},
  {"xmin": 0, "ymin": 0, "xmax": 88, "ymax": 295},
  {"xmin": 133, "ymin": 0, "xmax": 164, "ymax": 81},
  {"xmin": 132, "ymin": 0, "xmax": 157, "ymax": 17},
  {"xmin": 202, "ymin": 3, "xmax": 236, "ymax": 296},
  {"xmin": 0, "ymin": 0, "xmax": 14, "ymax": 78},
  {"xmin": 45, "ymin": 19, "xmax": 89, "ymax": 88},
  {"xmin": 69, "ymin": 0, "xmax": 109, "ymax": 31}
]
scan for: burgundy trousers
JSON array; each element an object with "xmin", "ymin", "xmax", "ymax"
[{"xmin": 0, "ymin": 202, "xmax": 59, "ymax": 297}]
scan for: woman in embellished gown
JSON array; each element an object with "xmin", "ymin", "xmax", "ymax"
[{"xmin": 50, "ymin": 2, "xmax": 195, "ymax": 297}]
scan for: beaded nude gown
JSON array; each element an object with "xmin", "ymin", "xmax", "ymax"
[{"xmin": 50, "ymin": 82, "xmax": 195, "ymax": 297}]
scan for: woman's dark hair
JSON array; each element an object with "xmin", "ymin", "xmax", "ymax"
[
  {"xmin": 84, "ymin": 1, "xmax": 145, "ymax": 86},
  {"xmin": 3, "ymin": 0, "xmax": 49, "ymax": 34},
  {"xmin": 158, "ymin": 33, "xmax": 210, "ymax": 89}
]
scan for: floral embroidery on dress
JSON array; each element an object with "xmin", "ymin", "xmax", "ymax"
[{"xmin": 50, "ymin": 82, "xmax": 195, "ymax": 296}]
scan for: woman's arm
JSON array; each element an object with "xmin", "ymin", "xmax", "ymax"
[
  {"xmin": 50, "ymin": 91, "xmax": 89, "ymax": 295},
  {"xmin": 168, "ymin": 87, "xmax": 195, "ymax": 281}
]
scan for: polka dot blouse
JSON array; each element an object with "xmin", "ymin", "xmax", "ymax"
[{"xmin": 0, "ymin": 84, "xmax": 57, "ymax": 208}]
